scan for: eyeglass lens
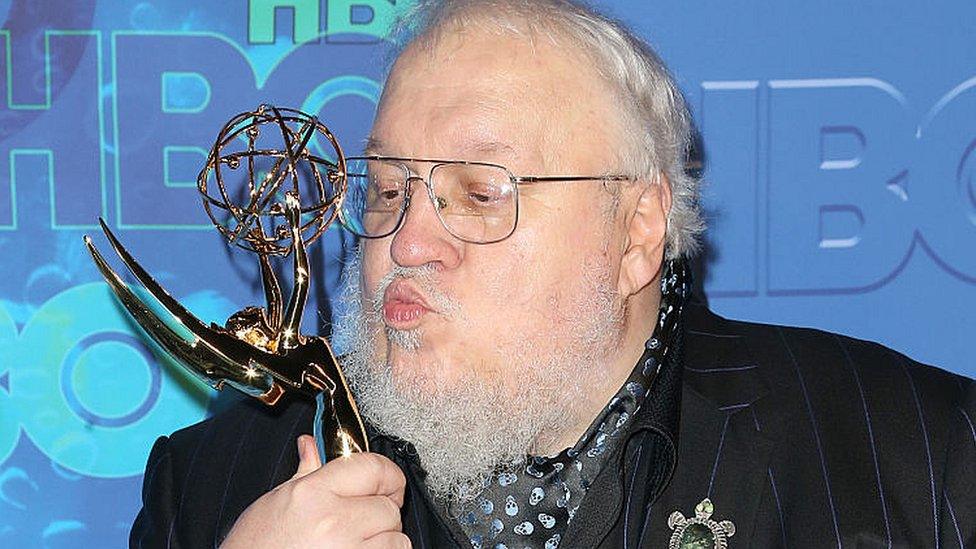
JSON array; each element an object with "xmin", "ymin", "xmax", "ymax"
[{"xmin": 341, "ymin": 158, "xmax": 517, "ymax": 243}]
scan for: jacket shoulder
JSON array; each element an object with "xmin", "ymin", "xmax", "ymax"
[
  {"xmin": 166, "ymin": 395, "xmax": 311, "ymax": 458},
  {"xmin": 131, "ymin": 396, "xmax": 313, "ymax": 548},
  {"xmin": 685, "ymin": 303, "xmax": 975, "ymax": 545},
  {"xmin": 686, "ymin": 301, "xmax": 970, "ymax": 412}
]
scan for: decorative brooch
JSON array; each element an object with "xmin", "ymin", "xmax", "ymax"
[{"xmin": 667, "ymin": 498, "xmax": 736, "ymax": 549}]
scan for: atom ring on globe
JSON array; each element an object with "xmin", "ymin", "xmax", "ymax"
[{"xmin": 83, "ymin": 104, "xmax": 369, "ymax": 462}]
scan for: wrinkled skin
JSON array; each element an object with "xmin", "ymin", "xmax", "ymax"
[{"xmin": 360, "ymin": 28, "xmax": 670, "ymax": 452}]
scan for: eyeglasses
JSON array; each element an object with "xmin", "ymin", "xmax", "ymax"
[{"xmin": 337, "ymin": 155, "xmax": 632, "ymax": 244}]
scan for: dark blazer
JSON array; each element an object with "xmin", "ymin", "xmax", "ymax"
[{"xmin": 130, "ymin": 303, "xmax": 975, "ymax": 548}]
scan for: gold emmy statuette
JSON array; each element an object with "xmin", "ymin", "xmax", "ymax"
[{"xmin": 85, "ymin": 105, "xmax": 367, "ymax": 461}]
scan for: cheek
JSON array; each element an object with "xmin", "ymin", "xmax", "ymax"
[
  {"xmin": 532, "ymin": 220, "xmax": 614, "ymax": 305},
  {"xmin": 455, "ymin": 247, "xmax": 532, "ymax": 321},
  {"xmin": 360, "ymin": 242, "xmax": 391, "ymax": 296},
  {"xmin": 475, "ymin": 222, "xmax": 596, "ymax": 318}
]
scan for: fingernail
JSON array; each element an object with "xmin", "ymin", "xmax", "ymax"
[{"xmin": 297, "ymin": 437, "xmax": 307, "ymax": 460}]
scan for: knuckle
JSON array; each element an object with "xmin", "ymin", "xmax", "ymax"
[
  {"xmin": 287, "ymin": 477, "xmax": 311, "ymax": 500},
  {"xmin": 288, "ymin": 476, "xmax": 334, "ymax": 507},
  {"xmin": 359, "ymin": 453, "xmax": 396, "ymax": 483},
  {"xmin": 362, "ymin": 452, "xmax": 388, "ymax": 472},
  {"xmin": 310, "ymin": 507, "xmax": 350, "ymax": 540},
  {"xmin": 390, "ymin": 462, "xmax": 407, "ymax": 484},
  {"xmin": 370, "ymin": 453, "xmax": 404, "ymax": 481},
  {"xmin": 382, "ymin": 496, "xmax": 401, "ymax": 518},
  {"xmin": 391, "ymin": 532, "xmax": 412, "ymax": 549},
  {"xmin": 315, "ymin": 513, "xmax": 342, "ymax": 536}
]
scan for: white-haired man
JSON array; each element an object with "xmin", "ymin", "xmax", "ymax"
[{"xmin": 131, "ymin": 1, "xmax": 974, "ymax": 548}]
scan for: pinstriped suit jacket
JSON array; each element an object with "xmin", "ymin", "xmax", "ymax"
[{"xmin": 130, "ymin": 303, "xmax": 975, "ymax": 548}]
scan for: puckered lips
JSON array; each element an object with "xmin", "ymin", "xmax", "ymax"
[{"xmin": 383, "ymin": 279, "xmax": 433, "ymax": 329}]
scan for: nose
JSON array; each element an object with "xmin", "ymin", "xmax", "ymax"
[{"xmin": 389, "ymin": 177, "xmax": 462, "ymax": 270}]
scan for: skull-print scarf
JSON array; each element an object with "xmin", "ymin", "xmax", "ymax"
[{"xmin": 448, "ymin": 259, "xmax": 689, "ymax": 549}]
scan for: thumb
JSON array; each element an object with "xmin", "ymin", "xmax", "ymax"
[{"xmin": 291, "ymin": 435, "xmax": 321, "ymax": 480}]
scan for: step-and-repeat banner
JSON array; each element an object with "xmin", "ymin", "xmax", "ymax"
[{"xmin": 1, "ymin": 1, "xmax": 973, "ymax": 546}]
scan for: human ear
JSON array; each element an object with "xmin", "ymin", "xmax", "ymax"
[{"xmin": 617, "ymin": 174, "xmax": 672, "ymax": 297}]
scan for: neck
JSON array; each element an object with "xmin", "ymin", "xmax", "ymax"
[{"xmin": 534, "ymin": 278, "xmax": 663, "ymax": 455}]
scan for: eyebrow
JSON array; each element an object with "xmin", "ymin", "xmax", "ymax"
[
  {"xmin": 361, "ymin": 136, "xmax": 518, "ymax": 160},
  {"xmin": 363, "ymin": 136, "xmax": 385, "ymax": 155},
  {"xmin": 462, "ymin": 140, "xmax": 517, "ymax": 158}
]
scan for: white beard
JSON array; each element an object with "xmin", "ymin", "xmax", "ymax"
[{"xmin": 332, "ymin": 250, "xmax": 625, "ymax": 505}]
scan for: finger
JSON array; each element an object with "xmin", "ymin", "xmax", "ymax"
[
  {"xmin": 388, "ymin": 481, "xmax": 405, "ymax": 508},
  {"xmin": 341, "ymin": 495, "xmax": 403, "ymax": 539},
  {"xmin": 317, "ymin": 452, "xmax": 407, "ymax": 501},
  {"xmin": 291, "ymin": 435, "xmax": 320, "ymax": 480},
  {"xmin": 302, "ymin": 435, "xmax": 322, "ymax": 466},
  {"xmin": 361, "ymin": 531, "xmax": 411, "ymax": 549}
]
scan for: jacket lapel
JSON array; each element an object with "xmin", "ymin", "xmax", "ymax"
[
  {"xmin": 640, "ymin": 303, "xmax": 775, "ymax": 548},
  {"xmin": 401, "ymin": 479, "xmax": 464, "ymax": 548}
]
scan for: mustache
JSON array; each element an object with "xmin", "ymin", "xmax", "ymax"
[{"xmin": 369, "ymin": 264, "xmax": 461, "ymax": 318}]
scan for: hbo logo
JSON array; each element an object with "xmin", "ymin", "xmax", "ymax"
[{"xmin": 0, "ymin": 283, "xmax": 234, "ymax": 476}]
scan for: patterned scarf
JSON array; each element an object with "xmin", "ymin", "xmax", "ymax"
[{"xmin": 449, "ymin": 259, "xmax": 689, "ymax": 549}]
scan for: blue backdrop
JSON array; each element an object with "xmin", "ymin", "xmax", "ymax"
[{"xmin": 0, "ymin": 1, "xmax": 973, "ymax": 546}]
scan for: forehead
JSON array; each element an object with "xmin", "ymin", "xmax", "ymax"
[{"xmin": 371, "ymin": 25, "xmax": 621, "ymax": 168}]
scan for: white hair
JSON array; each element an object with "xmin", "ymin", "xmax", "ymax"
[
  {"xmin": 387, "ymin": 0, "xmax": 704, "ymax": 258},
  {"xmin": 333, "ymin": 248, "xmax": 622, "ymax": 504}
]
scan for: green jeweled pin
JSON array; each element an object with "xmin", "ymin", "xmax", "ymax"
[{"xmin": 667, "ymin": 498, "xmax": 736, "ymax": 549}]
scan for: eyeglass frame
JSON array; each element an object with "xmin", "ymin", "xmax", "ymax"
[{"xmin": 337, "ymin": 155, "xmax": 633, "ymax": 244}]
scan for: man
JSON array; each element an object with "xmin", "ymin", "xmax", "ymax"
[{"xmin": 131, "ymin": 1, "xmax": 975, "ymax": 547}]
